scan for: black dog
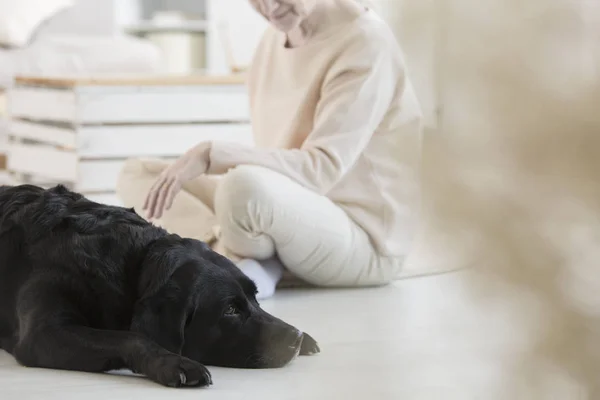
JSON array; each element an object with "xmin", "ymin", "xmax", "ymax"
[{"xmin": 0, "ymin": 184, "xmax": 319, "ymax": 387}]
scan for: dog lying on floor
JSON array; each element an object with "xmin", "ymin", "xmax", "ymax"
[{"xmin": 0, "ymin": 184, "xmax": 319, "ymax": 388}]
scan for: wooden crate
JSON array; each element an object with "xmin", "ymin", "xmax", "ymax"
[{"xmin": 7, "ymin": 74, "xmax": 253, "ymax": 205}]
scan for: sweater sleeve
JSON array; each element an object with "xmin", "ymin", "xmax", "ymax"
[{"xmin": 206, "ymin": 42, "xmax": 400, "ymax": 194}]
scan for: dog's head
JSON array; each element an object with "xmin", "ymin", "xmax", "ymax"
[{"xmin": 131, "ymin": 235, "xmax": 316, "ymax": 368}]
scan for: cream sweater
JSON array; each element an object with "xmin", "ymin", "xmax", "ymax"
[{"xmin": 208, "ymin": 9, "xmax": 423, "ymax": 257}]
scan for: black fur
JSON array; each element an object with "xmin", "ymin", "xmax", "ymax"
[{"xmin": 0, "ymin": 184, "xmax": 319, "ymax": 388}]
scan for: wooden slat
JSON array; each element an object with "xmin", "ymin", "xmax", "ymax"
[
  {"xmin": 75, "ymin": 86, "xmax": 249, "ymax": 124},
  {"xmin": 15, "ymin": 73, "xmax": 247, "ymax": 88},
  {"xmin": 8, "ymin": 143, "xmax": 77, "ymax": 182},
  {"xmin": 9, "ymin": 84, "xmax": 249, "ymax": 125},
  {"xmin": 78, "ymin": 123, "xmax": 253, "ymax": 158},
  {"xmin": 9, "ymin": 120, "xmax": 76, "ymax": 148},
  {"xmin": 8, "ymin": 88, "xmax": 77, "ymax": 122}
]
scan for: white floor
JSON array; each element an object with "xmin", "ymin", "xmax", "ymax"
[{"xmin": 0, "ymin": 270, "xmax": 566, "ymax": 399}]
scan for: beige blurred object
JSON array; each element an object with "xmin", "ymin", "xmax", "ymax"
[{"xmin": 391, "ymin": 0, "xmax": 600, "ymax": 397}]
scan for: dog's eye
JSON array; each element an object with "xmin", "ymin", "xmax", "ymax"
[{"xmin": 224, "ymin": 305, "xmax": 239, "ymax": 316}]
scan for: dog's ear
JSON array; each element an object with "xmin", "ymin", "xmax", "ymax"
[{"xmin": 131, "ymin": 261, "xmax": 199, "ymax": 354}]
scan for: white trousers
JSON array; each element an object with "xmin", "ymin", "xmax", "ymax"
[{"xmin": 116, "ymin": 159, "xmax": 402, "ymax": 287}]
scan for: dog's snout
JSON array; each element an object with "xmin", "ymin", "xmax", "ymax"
[
  {"xmin": 269, "ymin": 326, "xmax": 301, "ymax": 345},
  {"xmin": 287, "ymin": 330, "xmax": 303, "ymax": 348},
  {"xmin": 280, "ymin": 328, "xmax": 302, "ymax": 347},
  {"xmin": 294, "ymin": 331, "xmax": 304, "ymax": 347}
]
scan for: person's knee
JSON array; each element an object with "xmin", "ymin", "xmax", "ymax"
[
  {"xmin": 214, "ymin": 166, "xmax": 283, "ymax": 243},
  {"xmin": 215, "ymin": 166, "xmax": 281, "ymax": 215}
]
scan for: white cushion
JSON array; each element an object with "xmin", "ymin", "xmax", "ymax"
[
  {"xmin": 0, "ymin": 35, "xmax": 164, "ymax": 89},
  {"xmin": 0, "ymin": 0, "xmax": 74, "ymax": 47},
  {"xmin": 37, "ymin": 0, "xmax": 117, "ymax": 36}
]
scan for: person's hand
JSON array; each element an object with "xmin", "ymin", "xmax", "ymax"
[{"xmin": 143, "ymin": 142, "xmax": 212, "ymax": 220}]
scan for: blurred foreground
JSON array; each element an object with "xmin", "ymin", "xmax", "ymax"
[{"xmin": 401, "ymin": 0, "xmax": 600, "ymax": 397}]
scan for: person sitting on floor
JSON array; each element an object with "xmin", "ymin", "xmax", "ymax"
[{"xmin": 117, "ymin": 0, "xmax": 423, "ymax": 299}]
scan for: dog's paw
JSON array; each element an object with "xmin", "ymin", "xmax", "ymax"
[
  {"xmin": 299, "ymin": 333, "xmax": 320, "ymax": 356},
  {"xmin": 148, "ymin": 355, "xmax": 212, "ymax": 388}
]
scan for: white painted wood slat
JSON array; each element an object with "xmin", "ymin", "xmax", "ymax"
[
  {"xmin": 78, "ymin": 123, "xmax": 253, "ymax": 158},
  {"xmin": 9, "ymin": 85, "xmax": 249, "ymax": 125},
  {"xmin": 10, "ymin": 120, "xmax": 76, "ymax": 148},
  {"xmin": 7, "ymin": 121, "xmax": 253, "ymax": 159},
  {"xmin": 8, "ymin": 143, "xmax": 78, "ymax": 182},
  {"xmin": 76, "ymin": 85, "xmax": 249, "ymax": 124},
  {"xmin": 9, "ymin": 88, "xmax": 78, "ymax": 122}
]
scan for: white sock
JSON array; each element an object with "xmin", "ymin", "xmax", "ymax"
[{"xmin": 237, "ymin": 258, "xmax": 284, "ymax": 300}]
